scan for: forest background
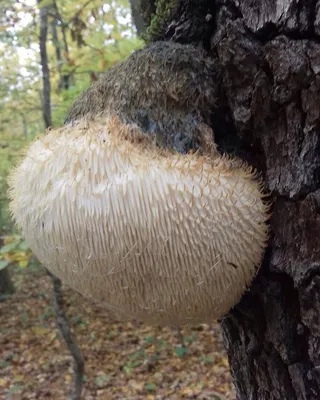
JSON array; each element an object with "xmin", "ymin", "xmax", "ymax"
[{"xmin": 0, "ymin": 1, "xmax": 234, "ymax": 399}]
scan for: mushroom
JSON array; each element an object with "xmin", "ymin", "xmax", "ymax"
[{"xmin": 9, "ymin": 116, "xmax": 269, "ymax": 325}]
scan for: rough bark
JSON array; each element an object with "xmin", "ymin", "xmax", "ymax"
[
  {"xmin": 38, "ymin": 0, "xmax": 52, "ymax": 128},
  {"xmin": 137, "ymin": 0, "xmax": 216, "ymax": 44},
  {"xmin": 139, "ymin": 0, "xmax": 320, "ymax": 399}
]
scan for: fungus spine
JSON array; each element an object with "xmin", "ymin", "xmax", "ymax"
[{"xmin": 9, "ymin": 116, "xmax": 269, "ymax": 325}]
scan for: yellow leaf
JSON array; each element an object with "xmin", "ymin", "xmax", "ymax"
[
  {"xmin": 99, "ymin": 58, "xmax": 106, "ymax": 69},
  {"xmin": 219, "ymin": 356, "xmax": 229, "ymax": 367},
  {"xmin": 49, "ymin": 332, "xmax": 57, "ymax": 341},
  {"xmin": 32, "ymin": 326, "xmax": 50, "ymax": 335},
  {"xmin": 14, "ymin": 375, "xmax": 25, "ymax": 382},
  {"xmin": 18, "ymin": 259, "xmax": 29, "ymax": 267},
  {"xmin": 0, "ymin": 25, "xmax": 11, "ymax": 31}
]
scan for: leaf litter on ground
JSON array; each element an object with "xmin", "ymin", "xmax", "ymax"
[{"xmin": 0, "ymin": 265, "xmax": 235, "ymax": 399}]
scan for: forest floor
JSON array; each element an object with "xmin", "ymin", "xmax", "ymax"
[{"xmin": 0, "ymin": 265, "xmax": 235, "ymax": 400}]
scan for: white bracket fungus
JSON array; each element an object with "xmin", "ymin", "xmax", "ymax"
[{"xmin": 9, "ymin": 116, "xmax": 269, "ymax": 325}]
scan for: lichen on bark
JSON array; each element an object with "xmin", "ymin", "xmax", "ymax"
[{"xmin": 140, "ymin": 0, "xmax": 176, "ymax": 42}]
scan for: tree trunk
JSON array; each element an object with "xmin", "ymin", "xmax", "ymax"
[
  {"xmin": 0, "ymin": 268, "xmax": 15, "ymax": 300},
  {"xmin": 38, "ymin": 0, "xmax": 52, "ymax": 128},
  {"xmin": 38, "ymin": 4, "xmax": 84, "ymax": 397},
  {"xmin": 138, "ymin": 1, "xmax": 320, "ymax": 399},
  {"xmin": 0, "ymin": 238, "xmax": 14, "ymax": 299},
  {"xmin": 129, "ymin": 0, "xmax": 146, "ymax": 36},
  {"xmin": 51, "ymin": 0, "xmax": 70, "ymax": 91},
  {"xmin": 48, "ymin": 271, "xmax": 84, "ymax": 400}
]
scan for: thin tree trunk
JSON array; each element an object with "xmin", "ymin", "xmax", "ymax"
[
  {"xmin": 0, "ymin": 238, "xmax": 14, "ymax": 300},
  {"xmin": 0, "ymin": 268, "xmax": 15, "ymax": 300},
  {"xmin": 38, "ymin": 0, "xmax": 52, "ymax": 128},
  {"xmin": 51, "ymin": 0, "xmax": 70, "ymax": 90},
  {"xmin": 129, "ymin": 0, "xmax": 146, "ymax": 36},
  {"xmin": 52, "ymin": 0, "xmax": 69, "ymax": 56},
  {"xmin": 48, "ymin": 271, "xmax": 84, "ymax": 400},
  {"xmin": 20, "ymin": 112, "xmax": 28, "ymax": 135},
  {"xmin": 51, "ymin": 10, "xmax": 63, "ymax": 88},
  {"xmin": 38, "ymin": 3, "xmax": 84, "ymax": 398},
  {"xmin": 138, "ymin": 1, "xmax": 320, "ymax": 399}
]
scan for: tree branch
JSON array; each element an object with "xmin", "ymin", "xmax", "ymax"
[{"xmin": 67, "ymin": 0, "xmax": 93, "ymax": 25}]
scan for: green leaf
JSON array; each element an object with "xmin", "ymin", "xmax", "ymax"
[
  {"xmin": 123, "ymin": 365, "xmax": 131, "ymax": 374},
  {"xmin": 95, "ymin": 373, "xmax": 109, "ymax": 388},
  {"xmin": 199, "ymin": 355, "xmax": 213, "ymax": 363},
  {"xmin": 183, "ymin": 333, "xmax": 196, "ymax": 343},
  {"xmin": 131, "ymin": 359, "xmax": 142, "ymax": 368},
  {"xmin": 174, "ymin": 346, "xmax": 188, "ymax": 358},
  {"xmin": 37, "ymin": 0, "xmax": 54, "ymax": 9},
  {"xmin": 144, "ymin": 335, "xmax": 155, "ymax": 344},
  {"xmin": 18, "ymin": 259, "xmax": 29, "ymax": 268},
  {"xmin": 18, "ymin": 240, "xmax": 28, "ymax": 251},
  {"xmin": 144, "ymin": 382, "xmax": 156, "ymax": 391},
  {"xmin": 0, "ymin": 259, "xmax": 10, "ymax": 271},
  {"xmin": 0, "ymin": 239, "xmax": 21, "ymax": 254}
]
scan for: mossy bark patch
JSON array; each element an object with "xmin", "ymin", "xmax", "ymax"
[{"xmin": 140, "ymin": 0, "xmax": 176, "ymax": 42}]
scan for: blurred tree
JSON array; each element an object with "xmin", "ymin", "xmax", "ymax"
[
  {"xmin": 0, "ymin": 239, "xmax": 15, "ymax": 300},
  {"xmin": 38, "ymin": 0, "xmax": 52, "ymax": 127},
  {"xmin": 0, "ymin": 0, "xmax": 142, "ymax": 317},
  {"xmin": 1, "ymin": 1, "xmax": 143, "ymax": 397},
  {"xmin": 0, "ymin": 0, "xmax": 143, "ymax": 135}
]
